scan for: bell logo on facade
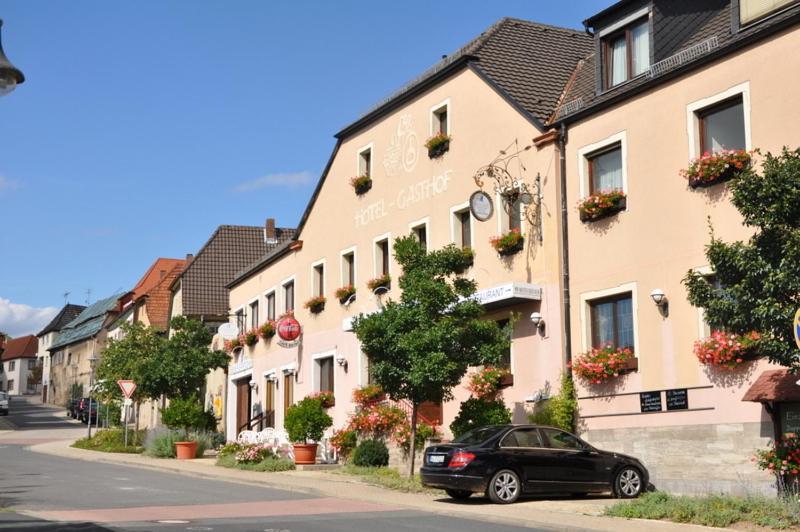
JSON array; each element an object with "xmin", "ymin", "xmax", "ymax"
[{"xmin": 277, "ymin": 315, "xmax": 301, "ymax": 348}]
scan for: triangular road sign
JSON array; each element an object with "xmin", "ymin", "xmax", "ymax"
[{"xmin": 117, "ymin": 380, "xmax": 137, "ymax": 399}]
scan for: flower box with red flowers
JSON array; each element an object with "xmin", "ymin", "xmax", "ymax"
[
  {"xmin": 242, "ymin": 328, "xmax": 259, "ymax": 347},
  {"xmin": 223, "ymin": 337, "xmax": 241, "ymax": 353},
  {"xmin": 335, "ymin": 285, "xmax": 356, "ymax": 305},
  {"xmin": 425, "ymin": 133, "xmax": 451, "ymax": 159},
  {"xmin": 490, "ymin": 229, "xmax": 524, "ymax": 256},
  {"xmin": 259, "ymin": 321, "xmax": 277, "ymax": 340},
  {"xmin": 303, "ymin": 296, "xmax": 326, "ymax": 314},
  {"xmin": 350, "ymin": 175, "xmax": 373, "ymax": 195},
  {"xmin": 693, "ymin": 330, "xmax": 760, "ymax": 369},
  {"xmin": 352, "ymin": 384, "xmax": 385, "ymax": 406},
  {"xmin": 308, "ymin": 391, "xmax": 335, "ymax": 409},
  {"xmin": 681, "ymin": 149, "xmax": 751, "ymax": 188},
  {"xmin": 571, "ymin": 345, "xmax": 636, "ymax": 384},
  {"xmin": 467, "ymin": 366, "xmax": 512, "ymax": 399},
  {"xmin": 578, "ymin": 190, "xmax": 627, "ymax": 223},
  {"xmin": 367, "ymin": 274, "xmax": 391, "ymax": 292}
]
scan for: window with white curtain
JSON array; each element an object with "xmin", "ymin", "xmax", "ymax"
[
  {"xmin": 603, "ymin": 17, "xmax": 650, "ymax": 88},
  {"xmin": 740, "ymin": 0, "xmax": 797, "ymax": 24},
  {"xmin": 588, "ymin": 144, "xmax": 623, "ymax": 192}
]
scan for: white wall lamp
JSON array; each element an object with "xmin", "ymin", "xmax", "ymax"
[
  {"xmin": 248, "ymin": 380, "xmax": 258, "ymax": 393},
  {"xmin": 335, "ymin": 353, "xmax": 348, "ymax": 371},
  {"xmin": 650, "ymin": 288, "xmax": 669, "ymax": 317},
  {"xmin": 529, "ymin": 312, "xmax": 545, "ymax": 332}
]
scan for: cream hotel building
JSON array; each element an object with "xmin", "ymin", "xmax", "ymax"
[{"xmin": 221, "ymin": 0, "xmax": 800, "ymax": 494}]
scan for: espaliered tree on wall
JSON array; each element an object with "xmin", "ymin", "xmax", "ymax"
[
  {"xmin": 352, "ymin": 236, "xmax": 509, "ymax": 476},
  {"xmin": 684, "ymin": 148, "xmax": 800, "ymax": 368}
]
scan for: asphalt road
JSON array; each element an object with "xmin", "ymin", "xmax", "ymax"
[{"xmin": 0, "ymin": 397, "xmax": 550, "ymax": 531}]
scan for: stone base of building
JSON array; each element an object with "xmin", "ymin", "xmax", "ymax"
[{"xmin": 580, "ymin": 421, "xmax": 776, "ymax": 496}]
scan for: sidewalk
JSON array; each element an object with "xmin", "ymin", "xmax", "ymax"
[{"xmin": 30, "ymin": 438, "xmax": 717, "ymax": 532}]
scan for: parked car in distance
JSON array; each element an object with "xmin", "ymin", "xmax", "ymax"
[
  {"xmin": 67, "ymin": 398, "xmax": 80, "ymax": 419},
  {"xmin": 421, "ymin": 425, "xmax": 649, "ymax": 504},
  {"xmin": 0, "ymin": 392, "xmax": 8, "ymax": 416},
  {"xmin": 77, "ymin": 397, "xmax": 98, "ymax": 424}
]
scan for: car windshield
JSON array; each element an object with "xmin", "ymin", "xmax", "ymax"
[{"xmin": 452, "ymin": 426, "xmax": 506, "ymax": 445}]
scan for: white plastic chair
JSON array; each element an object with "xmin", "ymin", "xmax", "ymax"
[{"xmin": 237, "ymin": 430, "xmax": 257, "ymax": 445}]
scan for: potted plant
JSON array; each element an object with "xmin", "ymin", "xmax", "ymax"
[
  {"xmin": 350, "ymin": 175, "xmax": 373, "ymax": 195},
  {"xmin": 284, "ymin": 396, "xmax": 333, "ymax": 464},
  {"xmin": 577, "ymin": 189, "xmax": 627, "ymax": 222},
  {"xmin": 223, "ymin": 337, "xmax": 241, "ymax": 353},
  {"xmin": 367, "ymin": 273, "xmax": 391, "ymax": 291},
  {"xmin": 693, "ymin": 330, "xmax": 760, "ymax": 369},
  {"xmin": 425, "ymin": 133, "xmax": 451, "ymax": 159},
  {"xmin": 309, "ymin": 391, "xmax": 335, "ymax": 408},
  {"xmin": 304, "ymin": 296, "xmax": 326, "ymax": 314},
  {"xmin": 242, "ymin": 328, "xmax": 259, "ymax": 347},
  {"xmin": 490, "ymin": 229, "xmax": 524, "ymax": 256},
  {"xmin": 259, "ymin": 320, "xmax": 276, "ymax": 341},
  {"xmin": 570, "ymin": 344, "xmax": 636, "ymax": 384},
  {"xmin": 352, "ymin": 384, "xmax": 385, "ymax": 406},
  {"xmin": 161, "ymin": 395, "xmax": 216, "ymax": 460},
  {"xmin": 681, "ymin": 149, "xmax": 751, "ymax": 188},
  {"xmin": 335, "ymin": 285, "xmax": 356, "ymax": 305}
]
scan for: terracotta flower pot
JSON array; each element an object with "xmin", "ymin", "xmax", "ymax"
[
  {"xmin": 175, "ymin": 441, "xmax": 198, "ymax": 460},
  {"xmin": 293, "ymin": 443, "xmax": 318, "ymax": 465}
]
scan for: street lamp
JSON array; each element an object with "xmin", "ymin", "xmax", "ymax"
[
  {"xmin": 87, "ymin": 354, "xmax": 98, "ymax": 439},
  {"xmin": 0, "ymin": 20, "xmax": 25, "ymax": 97}
]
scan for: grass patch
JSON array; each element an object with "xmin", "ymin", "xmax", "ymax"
[
  {"xmin": 72, "ymin": 429, "xmax": 145, "ymax": 454},
  {"xmin": 215, "ymin": 453, "xmax": 296, "ymax": 472},
  {"xmin": 605, "ymin": 491, "xmax": 800, "ymax": 529},
  {"xmin": 332, "ymin": 464, "xmax": 435, "ymax": 494}
]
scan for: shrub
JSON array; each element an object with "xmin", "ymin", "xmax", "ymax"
[
  {"xmin": 284, "ymin": 396, "xmax": 333, "ymax": 443},
  {"xmin": 217, "ymin": 441, "xmax": 243, "ymax": 459},
  {"xmin": 352, "ymin": 439, "xmax": 389, "ymax": 467},
  {"xmin": 144, "ymin": 427, "xmax": 182, "ymax": 458},
  {"xmin": 394, "ymin": 421, "xmax": 440, "ymax": 453},
  {"xmin": 235, "ymin": 443, "xmax": 275, "ymax": 464},
  {"xmin": 161, "ymin": 395, "xmax": 216, "ymax": 433},
  {"xmin": 528, "ymin": 373, "xmax": 577, "ymax": 432},
  {"xmin": 330, "ymin": 428, "xmax": 358, "ymax": 460},
  {"xmin": 216, "ymin": 453, "xmax": 296, "ymax": 472},
  {"xmin": 450, "ymin": 397, "xmax": 512, "ymax": 439},
  {"xmin": 72, "ymin": 429, "xmax": 145, "ymax": 454}
]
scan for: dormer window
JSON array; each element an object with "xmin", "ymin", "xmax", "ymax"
[
  {"xmin": 602, "ymin": 17, "xmax": 650, "ymax": 88},
  {"xmin": 740, "ymin": 0, "xmax": 798, "ymax": 25}
]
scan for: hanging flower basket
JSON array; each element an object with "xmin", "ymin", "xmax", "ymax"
[
  {"xmin": 335, "ymin": 285, "xmax": 356, "ymax": 305},
  {"xmin": 571, "ymin": 345, "xmax": 636, "ymax": 384},
  {"xmin": 425, "ymin": 133, "xmax": 451, "ymax": 159},
  {"xmin": 367, "ymin": 274, "xmax": 391, "ymax": 292},
  {"xmin": 467, "ymin": 366, "xmax": 512, "ymax": 399},
  {"xmin": 259, "ymin": 321, "xmax": 276, "ymax": 340},
  {"xmin": 350, "ymin": 175, "xmax": 373, "ymax": 195},
  {"xmin": 224, "ymin": 337, "xmax": 241, "ymax": 353},
  {"xmin": 490, "ymin": 229, "xmax": 524, "ymax": 256},
  {"xmin": 242, "ymin": 328, "xmax": 259, "ymax": 347},
  {"xmin": 304, "ymin": 296, "xmax": 326, "ymax": 314},
  {"xmin": 578, "ymin": 190, "xmax": 627, "ymax": 223},
  {"xmin": 693, "ymin": 330, "xmax": 760, "ymax": 369},
  {"xmin": 681, "ymin": 150, "xmax": 751, "ymax": 188}
]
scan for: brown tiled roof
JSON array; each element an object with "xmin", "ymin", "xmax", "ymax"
[
  {"xmin": 2, "ymin": 335, "xmax": 38, "ymax": 361},
  {"xmin": 141, "ymin": 262, "xmax": 185, "ymax": 330},
  {"xmin": 179, "ymin": 225, "xmax": 295, "ymax": 318},
  {"xmin": 36, "ymin": 304, "xmax": 86, "ymax": 337},
  {"xmin": 743, "ymin": 369, "xmax": 800, "ymax": 402},
  {"xmin": 131, "ymin": 258, "xmax": 186, "ymax": 299}
]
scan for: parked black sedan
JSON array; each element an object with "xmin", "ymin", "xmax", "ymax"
[{"xmin": 420, "ymin": 425, "xmax": 649, "ymax": 504}]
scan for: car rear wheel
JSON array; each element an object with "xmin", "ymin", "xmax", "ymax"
[
  {"xmin": 614, "ymin": 466, "xmax": 643, "ymax": 498},
  {"xmin": 487, "ymin": 469, "xmax": 521, "ymax": 504},
  {"xmin": 445, "ymin": 489, "xmax": 472, "ymax": 500}
]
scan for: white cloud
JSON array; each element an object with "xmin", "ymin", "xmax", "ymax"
[
  {"xmin": 0, "ymin": 298, "xmax": 59, "ymax": 338},
  {"xmin": 232, "ymin": 171, "xmax": 313, "ymax": 193},
  {"xmin": 0, "ymin": 176, "xmax": 20, "ymax": 194}
]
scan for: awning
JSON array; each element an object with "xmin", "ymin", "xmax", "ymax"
[
  {"xmin": 472, "ymin": 282, "xmax": 542, "ymax": 310},
  {"xmin": 742, "ymin": 369, "xmax": 800, "ymax": 402}
]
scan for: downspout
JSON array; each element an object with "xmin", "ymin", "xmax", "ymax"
[{"xmin": 558, "ymin": 122, "xmax": 573, "ymax": 366}]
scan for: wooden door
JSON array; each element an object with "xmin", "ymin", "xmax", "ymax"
[
  {"xmin": 264, "ymin": 380, "xmax": 275, "ymax": 428},
  {"xmin": 283, "ymin": 374, "xmax": 294, "ymax": 419},
  {"xmin": 236, "ymin": 379, "xmax": 251, "ymax": 433}
]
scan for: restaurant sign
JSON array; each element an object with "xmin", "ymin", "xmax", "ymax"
[{"xmin": 277, "ymin": 316, "xmax": 302, "ymax": 348}]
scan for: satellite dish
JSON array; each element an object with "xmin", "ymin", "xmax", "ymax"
[{"xmin": 218, "ymin": 323, "xmax": 239, "ymax": 340}]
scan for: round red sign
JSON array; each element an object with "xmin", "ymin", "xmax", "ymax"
[{"xmin": 277, "ymin": 316, "xmax": 301, "ymax": 342}]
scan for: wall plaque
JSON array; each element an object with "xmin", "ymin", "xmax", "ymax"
[
  {"xmin": 640, "ymin": 391, "xmax": 663, "ymax": 413},
  {"xmin": 666, "ymin": 389, "xmax": 689, "ymax": 411}
]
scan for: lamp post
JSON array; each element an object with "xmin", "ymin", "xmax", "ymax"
[
  {"xmin": 87, "ymin": 354, "xmax": 98, "ymax": 439},
  {"xmin": 0, "ymin": 20, "xmax": 25, "ymax": 97}
]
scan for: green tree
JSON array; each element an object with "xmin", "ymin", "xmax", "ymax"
[
  {"xmin": 96, "ymin": 321, "xmax": 165, "ymax": 403},
  {"xmin": 352, "ymin": 236, "xmax": 508, "ymax": 476},
  {"xmin": 684, "ymin": 148, "xmax": 800, "ymax": 368},
  {"xmin": 528, "ymin": 373, "xmax": 578, "ymax": 433}
]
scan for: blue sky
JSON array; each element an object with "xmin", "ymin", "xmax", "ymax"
[{"xmin": 0, "ymin": 1, "xmax": 609, "ymax": 336}]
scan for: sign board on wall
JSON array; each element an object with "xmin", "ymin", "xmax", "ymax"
[
  {"xmin": 666, "ymin": 389, "xmax": 689, "ymax": 411},
  {"xmin": 277, "ymin": 316, "xmax": 301, "ymax": 348},
  {"xmin": 640, "ymin": 391, "xmax": 662, "ymax": 412}
]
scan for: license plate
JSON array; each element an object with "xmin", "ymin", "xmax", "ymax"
[{"xmin": 428, "ymin": 454, "xmax": 445, "ymax": 464}]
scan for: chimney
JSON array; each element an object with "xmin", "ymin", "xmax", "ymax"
[
  {"xmin": 185, "ymin": 253, "xmax": 194, "ymax": 265},
  {"xmin": 265, "ymin": 218, "xmax": 278, "ymax": 244}
]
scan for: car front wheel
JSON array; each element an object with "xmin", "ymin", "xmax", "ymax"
[
  {"xmin": 614, "ymin": 466, "xmax": 643, "ymax": 498},
  {"xmin": 487, "ymin": 469, "xmax": 521, "ymax": 504},
  {"xmin": 445, "ymin": 489, "xmax": 472, "ymax": 500}
]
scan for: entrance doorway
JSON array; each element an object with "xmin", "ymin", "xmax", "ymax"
[
  {"xmin": 264, "ymin": 379, "xmax": 276, "ymax": 428},
  {"xmin": 235, "ymin": 378, "xmax": 251, "ymax": 434}
]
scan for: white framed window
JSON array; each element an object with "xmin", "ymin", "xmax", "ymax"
[
  {"xmin": 579, "ymin": 282, "xmax": 640, "ymax": 355},
  {"xmin": 248, "ymin": 299, "xmax": 260, "ymax": 328},
  {"xmin": 450, "ymin": 203, "xmax": 473, "ymax": 249},
  {"xmin": 577, "ymin": 131, "xmax": 628, "ymax": 198},
  {"xmin": 686, "ymin": 82, "xmax": 751, "ymax": 159},
  {"xmin": 281, "ymin": 276, "xmax": 296, "ymax": 314},
  {"xmin": 340, "ymin": 247, "xmax": 357, "ymax": 288},
  {"xmin": 234, "ymin": 307, "xmax": 246, "ymax": 334},
  {"xmin": 312, "ymin": 350, "xmax": 336, "ymax": 394},
  {"xmin": 9, "ymin": 360, "xmax": 15, "ymax": 372},
  {"xmin": 373, "ymin": 233, "xmax": 392, "ymax": 277},
  {"xmin": 598, "ymin": 7, "xmax": 651, "ymax": 89},
  {"xmin": 740, "ymin": 0, "xmax": 798, "ymax": 25},
  {"xmin": 430, "ymin": 99, "xmax": 450, "ymax": 136},
  {"xmin": 357, "ymin": 143, "xmax": 373, "ymax": 178},
  {"xmin": 311, "ymin": 259, "xmax": 326, "ymax": 298},
  {"xmin": 265, "ymin": 289, "xmax": 277, "ymax": 321},
  {"xmin": 408, "ymin": 217, "xmax": 430, "ymax": 251}
]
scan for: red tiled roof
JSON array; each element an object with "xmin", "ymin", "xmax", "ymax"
[
  {"xmin": 141, "ymin": 262, "xmax": 185, "ymax": 330},
  {"xmin": 131, "ymin": 258, "xmax": 186, "ymax": 300},
  {"xmin": 1, "ymin": 335, "xmax": 38, "ymax": 361},
  {"xmin": 742, "ymin": 369, "xmax": 800, "ymax": 402}
]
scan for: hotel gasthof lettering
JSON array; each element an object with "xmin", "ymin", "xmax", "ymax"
[{"xmin": 219, "ymin": 0, "xmax": 800, "ymax": 494}]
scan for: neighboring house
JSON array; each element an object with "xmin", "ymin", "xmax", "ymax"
[
  {"xmin": 48, "ymin": 294, "xmax": 123, "ymax": 406},
  {"xmin": 36, "ymin": 303, "xmax": 86, "ymax": 403},
  {"xmin": 223, "ymin": 18, "xmax": 592, "ymax": 441},
  {"xmin": 168, "ymin": 220, "xmax": 294, "ymax": 429},
  {"xmin": 1, "ymin": 336, "xmax": 39, "ymax": 395}
]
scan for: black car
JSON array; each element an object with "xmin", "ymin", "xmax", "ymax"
[
  {"xmin": 66, "ymin": 398, "xmax": 80, "ymax": 419},
  {"xmin": 77, "ymin": 397, "xmax": 98, "ymax": 424},
  {"xmin": 420, "ymin": 425, "xmax": 649, "ymax": 504}
]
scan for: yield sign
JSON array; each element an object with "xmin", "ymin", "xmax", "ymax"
[{"xmin": 117, "ymin": 380, "xmax": 137, "ymax": 399}]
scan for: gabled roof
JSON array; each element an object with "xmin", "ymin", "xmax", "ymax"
[
  {"xmin": 178, "ymin": 225, "xmax": 295, "ymax": 318},
  {"xmin": 140, "ymin": 261, "xmax": 185, "ymax": 330},
  {"xmin": 131, "ymin": 258, "xmax": 186, "ymax": 300},
  {"xmin": 49, "ymin": 294, "xmax": 123, "ymax": 351},
  {"xmin": 2, "ymin": 335, "xmax": 38, "ymax": 361},
  {"xmin": 36, "ymin": 304, "xmax": 86, "ymax": 337}
]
